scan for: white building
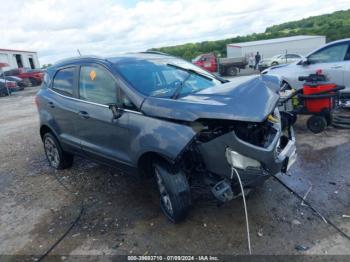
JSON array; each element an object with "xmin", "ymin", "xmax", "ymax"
[
  {"xmin": 227, "ymin": 35, "xmax": 326, "ymax": 61},
  {"xmin": 0, "ymin": 48, "xmax": 40, "ymax": 70}
]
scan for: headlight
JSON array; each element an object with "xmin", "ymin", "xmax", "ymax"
[{"xmin": 225, "ymin": 148, "xmax": 261, "ymax": 170}]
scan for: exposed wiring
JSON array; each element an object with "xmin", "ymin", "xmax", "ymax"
[
  {"xmin": 273, "ymin": 175, "xmax": 350, "ymax": 241},
  {"xmin": 231, "ymin": 167, "xmax": 252, "ymax": 255},
  {"xmin": 301, "ymin": 180, "xmax": 313, "ymax": 207},
  {"xmin": 37, "ymin": 172, "xmax": 85, "ymax": 262}
]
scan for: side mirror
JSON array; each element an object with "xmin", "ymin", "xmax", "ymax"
[
  {"xmin": 108, "ymin": 104, "xmax": 123, "ymax": 120},
  {"xmin": 299, "ymin": 58, "xmax": 309, "ymax": 66}
]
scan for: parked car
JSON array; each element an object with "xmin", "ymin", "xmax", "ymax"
[
  {"xmin": 36, "ymin": 53, "xmax": 296, "ymax": 222},
  {"xmin": 262, "ymin": 38, "xmax": 350, "ymax": 96},
  {"xmin": 0, "ymin": 78, "xmax": 19, "ymax": 93},
  {"xmin": 1, "ymin": 76, "xmax": 26, "ymax": 90},
  {"xmin": 192, "ymin": 53, "xmax": 247, "ymax": 76},
  {"xmin": 258, "ymin": 53, "xmax": 303, "ymax": 71},
  {"xmin": 4, "ymin": 68, "xmax": 44, "ymax": 86}
]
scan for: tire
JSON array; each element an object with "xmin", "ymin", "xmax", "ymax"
[
  {"xmin": 43, "ymin": 132, "xmax": 73, "ymax": 170},
  {"xmin": 153, "ymin": 161, "xmax": 191, "ymax": 223},
  {"xmin": 226, "ymin": 66, "xmax": 238, "ymax": 76},
  {"xmin": 271, "ymin": 61, "xmax": 279, "ymax": 66},
  {"xmin": 307, "ymin": 115, "xmax": 327, "ymax": 134}
]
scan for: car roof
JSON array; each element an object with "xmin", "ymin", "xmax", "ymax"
[
  {"xmin": 107, "ymin": 52, "xmax": 174, "ymax": 63},
  {"xmin": 326, "ymin": 38, "xmax": 350, "ymax": 46},
  {"xmin": 52, "ymin": 52, "xmax": 174, "ymax": 68}
]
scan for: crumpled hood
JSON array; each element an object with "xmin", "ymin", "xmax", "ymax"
[{"xmin": 141, "ymin": 75, "xmax": 280, "ymax": 123}]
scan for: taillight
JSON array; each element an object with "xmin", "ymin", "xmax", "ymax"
[{"xmin": 6, "ymin": 82, "xmax": 16, "ymax": 88}]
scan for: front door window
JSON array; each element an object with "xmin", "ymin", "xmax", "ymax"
[
  {"xmin": 79, "ymin": 65, "xmax": 117, "ymax": 105},
  {"xmin": 308, "ymin": 43, "xmax": 348, "ymax": 64}
]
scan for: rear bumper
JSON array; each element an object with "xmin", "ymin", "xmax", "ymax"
[{"xmin": 198, "ymin": 125, "xmax": 297, "ymax": 187}]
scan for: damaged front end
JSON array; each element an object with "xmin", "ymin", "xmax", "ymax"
[
  {"xmin": 177, "ymin": 110, "xmax": 297, "ymax": 203},
  {"xmin": 142, "ymin": 75, "xmax": 297, "ymax": 203}
]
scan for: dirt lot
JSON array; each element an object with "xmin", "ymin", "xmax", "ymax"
[{"xmin": 0, "ymin": 85, "xmax": 349, "ymax": 259}]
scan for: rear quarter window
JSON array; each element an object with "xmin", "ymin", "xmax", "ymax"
[{"xmin": 52, "ymin": 67, "xmax": 75, "ymax": 96}]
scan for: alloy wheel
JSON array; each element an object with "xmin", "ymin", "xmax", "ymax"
[
  {"xmin": 155, "ymin": 167, "xmax": 174, "ymax": 216},
  {"xmin": 44, "ymin": 137, "xmax": 60, "ymax": 168}
]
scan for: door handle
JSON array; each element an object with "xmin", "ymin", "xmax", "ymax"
[
  {"xmin": 78, "ymin": 111, "xmax": 90, "ymax": 119},
  {"xmin": 48, "ymin": 101, "xmax": 55, "ymax": 108},
  {"xmin": 331, "ymin": 65, "xmax": 343, "ymax": 69}
]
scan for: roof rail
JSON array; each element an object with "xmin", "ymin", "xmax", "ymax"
[
  {"xmin": 140, "ymin": 51, "xmax": 171, "ymax": 56},
  {"xmin": 54, "ymin": 55, "xmax": 105, "ymax": 65}
]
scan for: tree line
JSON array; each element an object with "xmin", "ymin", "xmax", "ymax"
[{"xmin": 149, "ymin": 9, "xmax": 350, "ymax": 61}]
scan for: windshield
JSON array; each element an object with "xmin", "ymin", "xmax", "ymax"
[
  {"xmin": 272, "ymin": 54, "xmax": 283, "ymax": 60},
  {"xmin": 192, "ymin": 55, "xmax": 202, "ymax": 62},
  {"xmin": 114, "ymin": 58, "xmax": 221, "ymax": 98}
]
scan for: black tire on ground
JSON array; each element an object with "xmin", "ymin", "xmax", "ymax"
[
  {"xmin": 226, "ymin": 66, "xmax": 238, "ymax": 76},
  {"xmin": 43, "ymin": 132, "xmax": 74, "ymax": 170},
  {"xmin": 271, "ymin": 61, "xmax": 279, "ymax": 66},
  {"xmin": 153, "ymin": 161, "xmax": 191, "ymax": 223},
  {"xmin": 307, "ymin": 115, "xmax": 327, "ymax": 134},
  {"xmin": 320, "ymin": 109, "xmax": 333, "ymax": 126}
]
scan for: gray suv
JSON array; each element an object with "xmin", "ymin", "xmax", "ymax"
[{"xmin": 36, "ymin": 52, "xmax": 296, "ymax": 222}]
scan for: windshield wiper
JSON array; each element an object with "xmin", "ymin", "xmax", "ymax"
[
  {"xmin": 170, "ymin": 73, "xmax": 192, "ymax": 99},
  {"xmin": 167, "ymin": 63, "xmax": 214, "ymax": 99}
]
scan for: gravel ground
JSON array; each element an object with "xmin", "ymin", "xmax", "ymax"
[{"xmin": 0, "ymin": 86, "xmax": 349, "ymax": 259}]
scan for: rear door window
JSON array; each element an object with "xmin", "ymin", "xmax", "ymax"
[
  {"xmin": 79, "ymin": 65, "xmax": 117, "ymax": 105},
  {"xmin": 52, "ymin": 67, "xmax": 75, "ymax": 96}
]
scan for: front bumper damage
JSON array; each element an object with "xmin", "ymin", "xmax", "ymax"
[{"xmin": 196, "ymin": 122, "xmax": 296, "ymax": 197}]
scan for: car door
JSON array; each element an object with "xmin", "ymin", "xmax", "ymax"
[
  {"xmin": 342, "ymin": 45, "xmax": 350, "ymax": 93},
  {"xmin": 46, "ymin": 66, "xmax": 81, "ymax": 152},
  {"xmin": 303, "ymin": 42, "xmax": 349, "ymax": 86},
  {"xmin": 74, "ymin": 63, "xmax": 132, "ymax": 166}
]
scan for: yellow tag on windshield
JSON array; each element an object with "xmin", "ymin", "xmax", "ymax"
[{"xmin": 90, "ymin": 70, "xmax": 96, "ymax": 80}]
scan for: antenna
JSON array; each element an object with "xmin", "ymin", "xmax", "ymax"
[{"xmin": 77, "ymin": 49, "xmax": 82, "ymax": 56}]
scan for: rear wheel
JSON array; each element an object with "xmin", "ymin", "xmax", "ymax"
[
  {"xmin": 43, "ymin": 133, "xmax": 73, "ymax": 169},
  {"xmin": 271, "ymin": 61, "xmax": 279, "ymax": 66},
  {"xmin": 226, "ymin": 66, "xmax": 238, "ymax": 76},
  {"xmin": 307, "ymin": 115, "xmax": 327, "ymax": 134},
  {"xmin": 153, "ymin": 161, "xmax": 191, "ymax": 223}
]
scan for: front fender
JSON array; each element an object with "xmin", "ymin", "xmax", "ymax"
[{"xmin": 127, "ymin": 113, "xmax": 196, "ymax": 166}]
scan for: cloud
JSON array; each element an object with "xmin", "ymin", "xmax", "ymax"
[{"xmin": 0, "ymin": 0, "xmax": 349, "ymax": 65}]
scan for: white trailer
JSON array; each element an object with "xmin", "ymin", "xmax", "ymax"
[
  {"xmin": 227, "ymin": 35, "xmax": 326, "ymax": 63},
  {"xmin": 0, "ymin": 48, "xmax": 40, "ymax": 71}
]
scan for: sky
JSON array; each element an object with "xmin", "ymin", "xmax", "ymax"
[{"xmin": 0, "ymin": 0, "xmax": 349, "ymax": 65}]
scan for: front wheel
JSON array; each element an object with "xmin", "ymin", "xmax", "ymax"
[{"xmin": 153, "ymin": 161, "xmax": 191, "ymax": 223}]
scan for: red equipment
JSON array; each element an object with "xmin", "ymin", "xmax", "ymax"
[
  {"xmin": 279, "ymin": 72, "xmax": 345, "ymax": 134},
  {"xmin": 303, "ymin": 83, "xmax": 336, "ymax": 113}
]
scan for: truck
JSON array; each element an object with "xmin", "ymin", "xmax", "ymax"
[
  {"xmin": 227, "ymin": 35, "xmax": 326, "ymax": 65},
  {"xmin": 192, "ymin": 53, "xmax": 247, "ymax": 76}
]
